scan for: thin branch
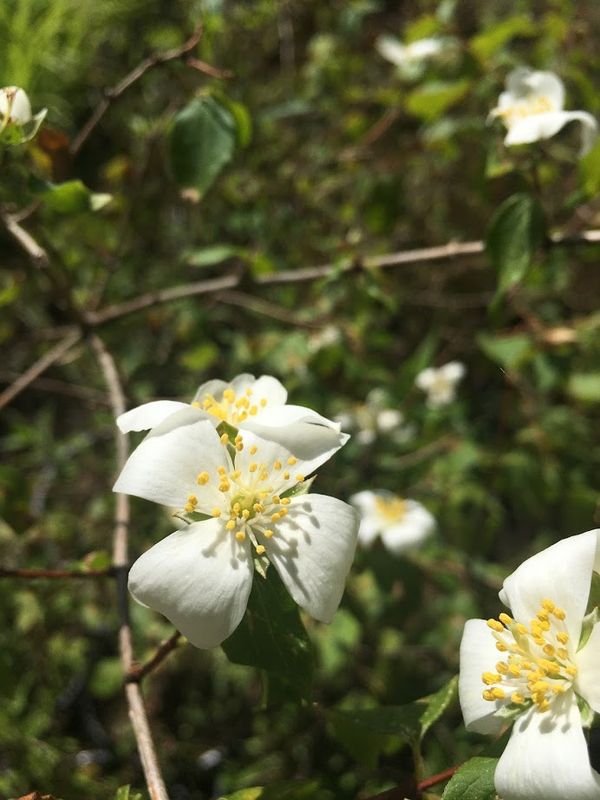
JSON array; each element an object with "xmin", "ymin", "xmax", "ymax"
[
  {"xmin": 0, "ymin": 567, "xmax": 114, "ymax": 579},
  {"xmin": 0, "ymin": 329, "xmax": 82, "ymax": 412},
  {"xmin": 362, "ymin": 765, "xmax": 459, "ymax": 800},
  {"xmin": 1, "ymin": 208, "xmax": 49, "ymax": 268},
  {"xmin": 417, "ymin": 765, "xmax": 459, "ymax": 791},
  {"xmin": 70, "ymin": 26, "xmax": 207, "ymax": 155},
  {"xmin": 0, "ymin": 371, "xmax": 110, "ymax": 405},
  {"xmin": 87, "ymin": 229, "xmax": 600, "ymax": 326},
  {"xmin": 126, "ymin": 631, "xmax": 183, "ymax": 683},
  {"xmin": 185, "ymin": 56, "xmax": 233, "ymax": 79},
  {"xmin": 91, "ymin": 334, "xmax": 170, "ymax": 800},
  {"xmin": 214, "ymin": 289, "xmax": 326, "ymax": 329}
]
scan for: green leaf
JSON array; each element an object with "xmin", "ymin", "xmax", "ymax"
[
  {"xmin": 579, "ymin": 138, "xmax": 600, "ymax": 197},
  {"xmin": 329, "ymin": 676, "xmax": 458, "ymax": 766},
  {"xmin": 221, "ymin": 566, "xmax": 314, "ymax": 703},
  {"xmin": 485, "ymin": 192, "xmax": 545, "ymax": 300},
  {"xmin": 470, "ymin": 14, "xmax": 535, "ymax": 61},
  {"xmin": 186, "ymin": 244, "xmax": 243, "ymax": 267},
  {"xmin": 567, "ymin": 373, "xmax": 600, "ymax": 403},
  {"xmin": 406, "ymin": 80, "xmax": 470, "ymax": 122},
  {"xmin": 442, "ymin": 757, "xmax": 498, "ymax": 800},
  {"xmin": 170, "ymin": 95, "xmax": 237, "ymax": 198},
  {"xmin": 42, "ymin": 179, "xmax": 112, "ymax": 213},
  {"xmin": 477, "ymin": 332, "xmax": 534, "ymax": 371},
  {"xmin": 219, "ymin": 780, "xmax": 332, "ymax": 800},
  {"xmin": 114, "ymin": 786, "xmax": 143, "ymax": 800}
]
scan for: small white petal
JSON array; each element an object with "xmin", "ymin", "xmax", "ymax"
[
  {"xmin": 376, "ymin": 409, "xmax": 404, "ymax": 432},
  {"xmin": 439, "ymin": 361, "xmax": 466, "ymax": 384},
  {"xmin": 458, "ymin": 619, "xmax": 507, "ymax": 735},
  {"xmin": 0, "ymin": 86, "xmax": 32, "ymax": 123},
  {"xmin": 117, "ymin": 400, "xmax": 189, "ymax": 432},
  {"xmin": 380, "ymin": 501, "xmax": 435, "ymax": 554},
  {"xmin": 128, "ymin": 520, "xmax": 253, "ymax": 648},
  {"xmin": 249, "ymin": 375, "xmax": 288, "ymax": 406},
  {"xmin": 575, "ymin": 622, "xmax": 600, "ymax": 713},
  {"xmin": 495, "ymin": 692, "xmax": 600, "ymax": 800},
  {"xmin": 350, "ymin": 491, "xmax": 381, "ymax": 547},
  {"xmin": 193, "ymin": 378, "xmax": 230, "ymax": 403},
  {"xmin": 114, "ymin": 415, "xmax": 228, "ymax": 510},
  {"xmin": 501, "ymin": 530, "xmax": 600, "ymax": 646},
  {"xmin": 265, "ymin": 494, "xmax": 359, "ymax": 623},
  {"xmin": 376, "ymin": 35, "xmax": 409, "ymax": 66},
  {"xmin": 415, "ymin": 368, "xmax": 436, "ymax": 390}
]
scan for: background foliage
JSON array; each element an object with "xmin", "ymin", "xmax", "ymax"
[{"xmin": 2, "ymin": 0, "xmax": 600, "ymax": 798}]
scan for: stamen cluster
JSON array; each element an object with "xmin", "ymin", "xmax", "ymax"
[
  {"xmin": 191, "ymin": 386, "xmax": 268, "ymax": 425},
  {"xmin": 482, "ymin": 599, "xmax": 577, "ymax": 713}
]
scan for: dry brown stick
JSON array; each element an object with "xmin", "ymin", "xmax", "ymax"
[
  {"xmin": 0, "ymin": 372, "xmax": 110, "ymax": 405},
  {"xmin": 0, "ymin": 567, "xmax": 114, "ymax": 579},
  {"xmin": 185, "ymin": 56, "xmax": 233, "ymax": 79},
  {"xmin": 0, "ymin": 328, "xmax": 82, "ymax": 413},
  {"xmin": 126, "ymin": 630, "xmax": 183, "ymax": 683},
  {"xmin": 214, "ymin": 288, "xmax": 326, "ymax": 329},
  {"xmin": 363, "ymin": 765, "xmax": 459, "ymax": 800},
  {"xmin": 70, "ymin": 26, "xmax": 206, "ymax": 155},
  {"xmin": 1, "ymin": 207, "xmax": 49, "ymax": 268},
  {"xmin": 91, "ymin": 334, "xmax": 169, "ymax": 800}
]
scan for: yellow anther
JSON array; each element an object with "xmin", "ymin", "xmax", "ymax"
[
  {"xmin": 229, "ymin": 470, "xmax": 241, "ymax": 480},
  {"xmin": 272, "ymin": 495, "xmax": 281, "ymax": 504},
  {"xmin": 260, "ymin": 471, "xmax": 269, "ymax": 481},
  {"xmin": 184, "ymin": 503, "xmax": 194, "ymax": 513},
  {"xmin": 487, "ymin": 619, "xmax": 505, "ymax": 632},
  {"xmin": 264, "ymin": 529, "xmax": 273, "ymax": 538},
  {"xmin": 235, "ymin": 433, "xmax": 243, "ymax": 443},
  {"xmin": 496, "ymin": 662, "xmax": 509, "ymax": 674},
  {"xmin": 218, "ymin": 466, "xmax": 227, "ymax": 475},
  {"xmin": 508, "ymin": 664, "xmax": 521, "ymax": 677},
  {"xmin": 537, "ymin": 699, "xmax": 550, "ymax": 712},
  {"xmin": 250, "ymin": 445, "xmax": 258, "ymax": 455},
  {"xmin": 482, "ymin": 672, "xmax": 501, "ymax": 685},
  {"xmin": 543, "ymin": 644, "xmax": 555, "ymax": 657},
  {"xmin": 281, "ymin": 497, "xmax": 291, "ymax": 505},
  {"xmin": 279, "ymin": 508, "xmax": 288, "ymax": 516},
  {"xmin": 245, "ymin": 388, "xmax": 252, "ymax": 397},
  {"xmin": 274, "ymin": 460, "xmax": 282, "ymax": 470},
  {"xmin": 496, "ymin": 642, "xmax": 508, "ymax": 652},
  {"xmin": 197, "ymin": 472, "xmax": 210, "ymax": 485},
  {"xmin": 233, "ymin": 502, "xmax": 241, "ymax": 513},
  {"xmin": 556, "ymin": 632, "xmax": 569, "ymax": 644},
  {"xmin": 235, "ymin": 530, "xmax": 246, "ymax": 542},
  {"xmin": 249, "ymin": 405, "xmax": 258, "ymax": 415},
  {"xmin": 260, "ymin": 398, "xmax": 267, "ymax": 407},
  {"xmin": 211, "ymin": 507, "xmax": 221, "ymax": 517},
  {"xmin": 283, "ymin": 471, "xmax": 290, "ymax": 480},
  {"xmin": 553, "ymin": 607, "xmax": 566, "ymax": 620},
  {"xmin": 482, "ymin": 690, "xmax": 496, "ymax": 702},
  {"xmin": 242, "ymin": 509, "xmax": 250, "ymax": 519},
  {"xmin": 542, "ymin": 599, "xmax": 555, "ymax": 612},
  {"xmin": 271, "ymin": 512, "xmax": 281, "ymax": 522},
  {"xmin": 566, "ymin": 665, "xmax": 578, "ymax": 677},
  {"xmin": 287, "ymin": 456, "xmax": 297, "ymax": 465},
  {"xmin": 499, "ymin": 613, "xmax": 513, "ymax": 626},
  {"xmin": 552, "ymin": 684, "xmax": 566, "ymax": 694},
  {"xmin": 219, "ymin": 483, "xmax": 230, "ymax": 492},
  {"xmin": 296, "ymin": 474, "xmax": 305, "ymax": 482},
  {"xmin": 491, "ymin": 687, "xmax": 506, "ymax": 699},
  {"xmin": 226, "ymin": 520, "xmax": 236, "ymax": 531},
  {"xmin": 511, "ymin": 693, "xmax": 525, "ymax": 704},
  {"xmin": 256, "ymin": 545, "xmax": 266, "ymax": 555},
  {"xmin": 187, "ymin": 494, "xmax": 198, "ymax": 505},
  {"xmin": 223, "ymin": 388, "xmax": 235, "ymax": 402},
  {"xmin": 191, "ymin": 401, "xmax": 201, "ymax": 408},
  {"xmin": 253, "ymin": 503, "xmax": 263, "ymax": 513},
  {"xmin": 249, "ymin": 463, "xmax": 258, "ymax": 473},
  {"xmin": 220, "ymin": 433, "xmax": 229, "ymax": 445},
  {"xmin": 557, "ymin": 647, "xmax": 569, "ymax": 660},
  {"xmin": 530, "ymin": 681, "xmax": 549, "ymax": 694},
  {"xmin": 236, "ymin": 442, "xmax": 244, "ymax": 451},
  {"xmin": 515, "ymin": 623, "xmax": 528, "ymax": 635}
]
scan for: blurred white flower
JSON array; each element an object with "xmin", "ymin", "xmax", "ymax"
[
  {"xmin": 459, "ymin": 530, "xmax": 600, "ymax": 800},
  {"xmin": 118, "ymin": 373, "xmax": 347, "ymax": 465},
  {"xmin": 114, "ymin": 420, "xmax": 358, "ymax": 648},
  {"xmin": 415, "ymin": 361, "xmax": 465, "ymax": 408},
  {"xmin": 307, "ymin": 324, "xmax": 341, "ymax": 354},
  {"xmin": 490, "ymin": 67, "xmax": 598, "ymax": 156},
  {"xmin": 376, "ymin": 35, "xmax": 447, "ymax": 68},
  {"xmin": 350, "ymin": 490, "xmax": 435, "ymax": 554},
  {"xmin": 0, "ymin": 86, "xmax": 32, "ymax": 124},
  {"xmin": 336, "ymin": 389, "xmax": 412, "ymax": 446}
]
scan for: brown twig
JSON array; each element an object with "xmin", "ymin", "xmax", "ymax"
[
  {"xmin": 1, "ymin": 208, "xmax": 49, "ymax": 268},
  {"xmin": 126, "ymin": 630, "xmax": 183, "ymax": 683},
  {"xmin": 91, "ymin": 334, "xmax": 170, "ymax": 800},
  {"xmin": 363, "ymin": 765, "xmax": 459, "ymax": 800},
  {"xmin": 214, "ymin": 288, "xmax": 326, "ymax": 329},
  {"xmin": 185, "ymin": 56, "xmax": 233, "ymax": 79},
  {"xmin": 0, "ymin": 567, "xmax": 114, "ymax": 579},
  {"xmin": 0, "ymin": 328, "xmax": 82, "ymax": 412},
  {"xmin": 70, "ymin": 26, "xmax": 207, "ymax": 155},
  {"xmin": 418, "ymin": 765, "xmax": 459, "ymax": 792},
  {"xmin": 0, "ymin": 371, "xmax": 110, "ymax": 405}
]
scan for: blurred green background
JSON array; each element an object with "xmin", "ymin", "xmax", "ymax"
[{"xmin": 2, "ymin": 0, "xmax": 600, "ymax": 798}]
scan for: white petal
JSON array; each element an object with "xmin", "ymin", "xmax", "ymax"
[
  {"xmin": 350, "ymin": 491, "xmax": 380, "ymax": 547},
  {"xmin": 249, "ymin": 375, "xmax": 288, "ymax": 406},
  {"xmin": 128, "ymin": 520, "xmax": 253, "ymax": 648},
  {"xmin": 380, "ymin": 502, "xmax": 435, "ymax": 554},
  {"xmin": 376, "ymin": 35, "xmax": 409, "ymax": 66},
  {"xmin": 458, "ymin": 619, "xmax": 507, "ymax": 735},
  {"xmin": 117, "ymin": 400, "xmax": 189, "ymax": 432},
  {"xmin": 252, "ymin": 403, "xmax": 340, "ymax": 431},
  {"xmin": 114, "ymin": 415, "xmax": 228, "ymax": 510},
  {"xmin": 376, "ymin": 409, "xmax": 404, "ymax": 432},
  {"xmin": 0, "ymin": 86, "xmax": 32, "ymax": 123},
  {"xmin": 495, "ymin": 693, "xmax": 600, "ymax": 800},
  {"xmin": 415, "ymin": 368, "xmax": 436, "ymax": 390},
  {"xmin": 505, "ymin": 110, "xmax": 598, "ymax": 153},
  {"xmin": 265, "ymin": 494, "xmax": 359, "ymax": 623},
  {"xmin": 501, "ymin": 531, "xmax": 599, "ymax": 645},
  {"xmin": 504, "ymin": 68, "xmax": 565, "ymax": 111},
  {"xmin": 575, "ymin": 622, "xmax": 600, "ymax": 713},
  {"xmin": 241, "ymin": 417, "xmax": 348, "ymax": 478},
  {"xmin": 439, "ymin": 361, "xmax": 466, "ymax": 384},
  {"xmin": 193, "ymin": 378, "xmax": 230, "ymax": 403}
]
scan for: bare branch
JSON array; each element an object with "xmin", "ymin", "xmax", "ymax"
[
  {"xmin": 70, "ymin": 25, "xmax": 210, "ymax": 155},
  {"xmin": 185, "ymin": 56, "xmax": 233, "ymax": 79},
  {"xmin": 1, "ymin": 208, "xmax": 49, "ymax": 268},
  {"xmin": 214, "ymin": 289, "xmax": 326, "ymax": 329},
  {"xmin": 0, "ymin": 329, "xmax": 82, "ymax": 412},
  {"xmin": 0, "ymin": 567, "xmax": 114, "ymax": 579},
  {"xmin": 91, "ymin": 334, "xmax": 170, "ymax": 800},
  {"xmin": 126, "ymin": 630, "xmax": 183, "ymax": 683}
]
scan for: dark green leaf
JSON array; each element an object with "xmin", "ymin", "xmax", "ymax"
[
  {"xmin": 221, "ymin": 566, "xmax": 314, "ymax": 703},
  {"xmin": 42, "ymin": 179, "xmax": 112, "ymax": 213},
  {"xmin": 485, "ymin": 192, "xmax": 545, "ymax": 300},
  {"xmin": 442, "ymin": 757, "xmax": 498, "ymax": 800},
  {"xmin": 170, "ymin": 95, "xmax": 237, "ymax": 198},
  {"xmin": 477, "ymin": 332, "xmax": 534, "ymax": 371}
]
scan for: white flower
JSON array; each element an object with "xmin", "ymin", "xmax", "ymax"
[
  {"xmin": 117, "ymin": 373, "xmax": 348, "ymax": 464},
  {"xmin": 376, "ymin": 35, "xmax": 447, "ymax": 68},
  {"xmin": 459, "ymin": 530, "xmax": 600, "ymax": 800},
  {"xmin": 490, "ymin": 67, "xmax": 598, "ymax": 156},
  {"xmin": 338, "ymin": 389, "xmax": 411, "ymax": 446},
  {"xmin": 350, "ymin": 490, "xmax": 435, "ymax": 554},
  {"xmin": 0, "ymin": 86, "xmax": 32, "ymax": 124},
  {"xmin": 114, "ymin": 416, "xmax": 358, "ymax": 648},
  {"xmin": 415, "ymin": 361, "xmax": 465, "ymax": 408}
]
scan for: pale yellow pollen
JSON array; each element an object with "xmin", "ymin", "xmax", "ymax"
[
  {"xmin": 271, "ymin": 512, "xmax": 282, "ymax": 522},
  {"xmin": 245, "ymin": 388, "xmax": 252, "ymax": 397},
  {"xmin": 487, "ymin": 619, "xmax": 504, "ymax": 632},
  {"xmin": 287, "ymin": 456, "xmax": 298, "ymax": 466},
  {"xmin": 482, "ymin": 689, "xmax": 495, "ymax": 701},
  {"xmin": 242, "ymin": 509, "xmax": 250, "ymax": 520},
  {"xmin": 249, "ymin": 405, "xmax": 258, "ymax": 415},
  {"xmin": 191, "ymin": 401, "xmax": 201, "ymax": 408},
  {"xmin": 197, "ymin": 471, "xmax": 210, "ymax": 485},
  {"xmin": 556, "ymin": 632, "xmax": 569, "ymax": 644},
  {"xmin": 220, "ymin": 433, "xmax": 229, "ymax": 445},
  {"xmin": 260, "ymin": 398, "xmax": 267, "ymax": 407},
  {"xmin": 226, "ymin": 520, "xmax": 236, "ymax": 530},
  {"xmin": 236, "ymin": 442, "xmax": 244, "ymax": 451},
  {"xmin": 249, "ymin": 463, "xmax": 258, "ymax": 473},
  {"xmin": 219, "ymin": 483, "xmax": 230, "ymax": 492},
  {"xmin": 511, "ymin": 692, "xmax": 525, "ymax": 704},
  {"xmin": 250, "ymin": 445, "xmax": 258, "ymax": 455},
  {"xmin": 483, "ymin": 672, "xmax": 501, "ymax": 685},
  {"xmin": 274, "ymin": 460, "xmax": 282, "ymax": 470},
  {"xmin": 491, "ymin": 687, "xmax": 505, "ymax": 699},
  {"xmin": 218, "ymin": 466, "xmax": 227, "ymax": 475},
  {"xmin": 235, "ymin": 531, "xmax": 246, "ymax": 542},
  {"xmin": 211, "ymin": 507, "xmax": 221, "ymax": 517},
  {"xmin": 542, "ymin": 599, "xmax": 555, "ymax": 612},
  {"xmin": 256, "ymin": 545, "xmax": 266, "ymax": 555},
  {"xmin": 296, "ymin": 474, "xmax": 305, "ymax": 482},
  {"xmin": 553, "ymin": 607, "xmax": 566, "ymax": 621},
  {"xmin": 499, "ymin": 613, "xmax": 513, "ymax": 626},
  {"xmin": 223, "ymin": 388, "xmax": 235, "ymax": 402},
  {"xmin": 281, "ymin": 497, "xmax": 290, "ymax": 505},
  {"xmin": 283, "ymin": 471, "xmax": 290, "ymax": 480},
  {"xmin": 264, "ymin": 529, "xmax": 273, "ymax": 538}
]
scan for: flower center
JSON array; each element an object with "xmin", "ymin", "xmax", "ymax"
[
  {"xmin": 374, "ymin": 495, "xmax": 407, "ymax": 524},
  {"xmin": 499, "ymin": 94, "xmax": 555, "ymax": 125},
  {"xmin": 191, "ymin": 386, "xmax": 268, "ymax": 425},
  {"xmin": 181, "ymin": 433, "xmax": 303, "ymax": 556},
  {"xmin": 482, "ymin": 599, "xmax": 577, "ymax": 713}
]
